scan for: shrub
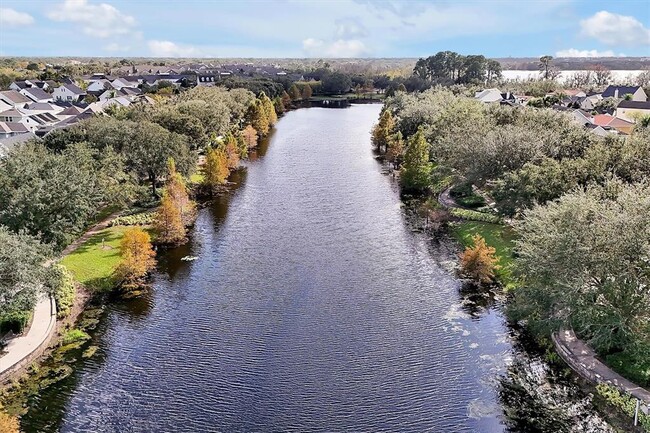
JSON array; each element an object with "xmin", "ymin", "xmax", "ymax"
[
  {"xmin": 49, "ymin": 264, "xmax": 76, "ymax": 319},
  {"xmin": 61, "ymin": 329, "xmax": 90, "ymax": 345},
  {"xmin": 450, "ymin": 183, "xmax": 486, "ymax": 209},
  {"xmin": 596, "ymin": 383, "xmax": 650, "ymax": 431},
  {"xmin": 449, "ymin": 207, "xmax": 502, "ymax": 223},
  {"xmin": 0, "ymin": 310, "xmax": 31, "ymax": 335},
  {"xmin": 109, "ymin": 212, "xmax": 155, "ymax": 227},
  {"xmin": 460, "ymin": 234, "xmax": 501, "ymax": 285}
]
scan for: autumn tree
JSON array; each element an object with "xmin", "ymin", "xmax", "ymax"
[
  {"xmin": 241, "ymin": 125, "xmax": 258, "ymax": 149},
  {"xmin": 165, "ymin": 158, "xmax": 196, "ymax": 227},
  {"xmin": 248, "ymin": 99, "xmax": 270, "ymax": 136},
  {"xmin": 288, "ymin": 84, "xmax": 301, "ymax": 101},
  {"xmin": 204, "ymin": 145, "xmax": 230, "ymax": 192},
  {"xmin": 116, "ymin": 227, "xmax": 156, "ymax": 291},
  {"xmin": 460, "ymin": 234, "xmax": 500, "ymax": 285},
  {"xmin": 372, "ymin": 109, "xmax": 395, "ymax": 153},
  {"xmin": 301, "ymin": 84, "xmax": 313, "ymax": 99},
  {"xmin": 221, "ymin": 133, "xmax": 241, "ymax": 169},
  {"xmin": 155, "ymin": 191, "xmax": 185, "ymax": 245},
  {"xmin": 281, "ymin": 90, "xmax": 291, "ymax": 108},
  {"xmin": 260, "ymin": 92, "xmax": 278, "ymax": 126},
  {"xmin": 400, "ymin": 128, "xmax": 433, "ymax": 192}
]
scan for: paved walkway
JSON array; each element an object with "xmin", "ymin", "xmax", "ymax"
[
  {"xmin": 553, "ymin": 329, "xmax": 650, "ymax": 408},
  {"xmin": 0, "ymin": 296, "xmax": 56, "ymax": 377},
  {"xmin": 0, "ymin": 210, "xmax": 121, "ymax": 380}
]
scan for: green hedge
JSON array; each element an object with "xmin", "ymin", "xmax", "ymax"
[
  {"xmin": 449, "ymin": 207, "xmax": 502, "ymax": 224},
  {"xmin": 109, "ymin": 212, "xmax": 155, "ymax": 227},
  {"xmin": 50, "ymin": 264, "xmax": 76, "ymax": 319},
  {"xmin": 0, "ymin": 310, "xmax": 32, "ymax": 335}
]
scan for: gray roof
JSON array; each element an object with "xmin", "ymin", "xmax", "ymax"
[
  {"xmin": 0, "ymin": 90, "xmax": 31, "ymax": 104},
  {"xmin": 23, "ymin": 87, "xmax": 52, "ymax": 101},
  {"xmin": 62, "ymin": 83, "xmax": 85, "ymax": 94},
  {"xmin": 0, "ymin": 132, "xmax": 36, "ymax": 157},
  {"xmin": 617, "ymin": 100, "xmax": 650, "ymax": 109}
]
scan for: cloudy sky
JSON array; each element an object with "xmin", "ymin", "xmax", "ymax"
[{"xmin": 0, "ymin": 0, "xmax": 649, "ymax": 58}]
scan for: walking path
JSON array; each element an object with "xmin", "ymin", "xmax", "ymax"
[
  {"xmin": 0, "ymin": 210, "xmax": 121, "ymax": 382},
  {"xmin": 0, "ymin": 296, "xmax": 56, "ymax": 380},
  {"xmin": 553, "ymin": 329, "xmax": 650, "ymax": 407}
]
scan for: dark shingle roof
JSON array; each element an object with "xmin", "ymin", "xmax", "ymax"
[
  {"xmin": 617, "ymin": 100, "xmax": 650, "ymax": 109},
  {"xmin": 602, "ymin": 85, "xmax": 641, "ymax": 98},
  {"xmin": 23, "ymin": 87, "xmax": 52, "ymax": 101}
]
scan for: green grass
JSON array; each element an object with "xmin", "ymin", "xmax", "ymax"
[
  {"xmin": 60, "ymin": 226, "xmax": 127, "ymax": 291},
  {"xmin": 451, "ymin": 221, "xmax": 517, "ymax": 286}
]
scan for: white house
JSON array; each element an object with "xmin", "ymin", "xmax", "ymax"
[
  {"xmin": 579, "ymin": 94, "xmax": 602, "ymax": 111},
  {"xmin": 0, "ymin": 90, "xmax": 31, "ymax": 107},
  {"xmin": 53, "ymin": 83, "xmax": 86, "ymax": 102},
  {"xmin": 615, "ymin": 100, "xmax": 650, "ymax": 123},
  {"xmin": 20, "ymin": 87, "xmax": 53, "ymax": 103},
  {"xmin": 112, "ymin": 77, "xmax": 141, "ymax": 90},
  {"xmin": 86, "ymin": 79, "xmax": 114, "ymax": 93},
  {"xmin": 474, "ymin": 88, "xmax": 503, "ymax": 103}
]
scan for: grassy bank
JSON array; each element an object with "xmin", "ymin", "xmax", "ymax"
[
  {"xmin": 451, "ymin": 220, "xmax": 516, "ymax": 287},
  {"xmin": 60, "ymin": 226, "xmax": 127, "ymax": 292}
]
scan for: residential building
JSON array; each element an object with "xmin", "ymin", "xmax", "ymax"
[
  {"xmin": 0, "ymin": 90, "xmax": 32, "ymax": 107},
  {"xmin": 602, "ymin": 85, "xmax": 647, "ymax": 101},
  {"xmin": 53, "ymin": 83, "xmax": 86, "ymax": 102},
  {"xmin": 20, "ymin": 87, "xmax": 53, "ymax": 103},
  {"xmin": 615, "ymin": 100, "xmax": 650, "ymax": 123}
]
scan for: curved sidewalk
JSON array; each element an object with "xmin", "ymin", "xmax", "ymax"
[
  {"xmin": 0, "ymin": 210, "xmax": 121, "ymax": 383},
  {"xmin": 0, "ymin": 296, "xmax": 57, "ymax": 381},
  {"xmin": 553, "ymin": 329, "xmax": 650, "ymax": 408}
]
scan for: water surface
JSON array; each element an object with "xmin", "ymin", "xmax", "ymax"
[{"xmin": 24, "ymin": 105, "xmax": 559, "ymax": 432}]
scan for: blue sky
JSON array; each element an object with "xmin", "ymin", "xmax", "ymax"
[{"xmin": 1, "ymin": 0, "xmax": 649, "ymax": 58}]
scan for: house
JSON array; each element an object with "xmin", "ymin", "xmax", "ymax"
[
  {"xmin": 0, "ymin": 90, "xmax": 32, "ymax": 107},
  {"xmin": 112, "ymin": 76, "xmax": 141, "ymax": 90},
  {"xmin": 585, "ymin": 123, "xmax": 615, "ymax": 137},
  {"xmin": 579, "ymin": 94, "xmax": 602, "ymax": 110},
  {"xmin": 0, "ymin": 131, "xmax": 36, "ymax": 157},
  {"xmin": 615, "ymin": 100, "xmax": 650, "ymax": 123},
  {"xmin": 602, "ymin": 85, "xmax": 647, "ymax": 101},
  {"xmin": 563, "ymin": 89, "xmax": 587, "ymax": 98},
  {"xmin": 86, "ymin": 79, "xmax": 114, "ymax": 93},
  {"xmin": 592, "ymin": 114, "xmax": 635, "ymax": 135},
  {"xmin": 20, "ymin": 87, "xmax": 53, "ymax": 103},
  {"xmin": 21, "ymin": 112, "xmax": 60, "ymax": 132},
  {"xmin": 53, "ymin": 83, "xmax": 86, "ymax": 102},
  {"xmin": 9, "ymin": 80, "xmax": 52, "ymax": 92},
  {"xmin": 475, "ymin": 88, "xmax": 503, "ymax": 103},
  {"xmin": 0, "ymin": 121, "xmax": 28, "ymax": 139},
  {"xmin": 197, "ymin": 73, "xmax": 218, "ymax": 86},
  {"xmin": 570, "ymin": 109, "xmax": 593, "ymax": 126}
]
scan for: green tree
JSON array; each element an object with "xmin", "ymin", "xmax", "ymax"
[
  {"xmin": 288, "ymin": 84, "xmax": 301, "ymax": 101},
  {"xmin": 301, "ymin": 84, "xmax": 313, "ymax": 99},
  {"xmin": 248, "ymin": 99, "xmax": 269, "ymax": 136},
  {"xmin": 400, "ymin": 128, "xmax": 433, "ymax": 192},
  {"xmin": 0, "ymin": 227, "xmax": 52, "ymax": 318}
]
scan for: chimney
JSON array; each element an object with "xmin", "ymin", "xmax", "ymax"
[{"xmin": 614, "ymin": 88, "xmax": 619, "ymax": 98}]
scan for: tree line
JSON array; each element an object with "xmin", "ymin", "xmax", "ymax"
[
  {"xmin": 0, "ymin": 85, "xmax": 285, "ymax": 329},
  {"xmin": 375, "ymin": 87, "xmax": 650, "ymax": 386}
]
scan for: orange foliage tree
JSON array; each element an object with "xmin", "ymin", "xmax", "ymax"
[
  {"xmin": 165, "ymin": 158, "xmax": 196, "ymax": 227},
  {"xmin": 222, "ymin": 133, "xmax": 240, "ymax": 169},
  {"xmin": 460, "ymin": 234, "xmax": 501, "ymax": 285},
  {"xmin": 204, "ymin": 145, "xmax": 230, "ymax": 192},
  {"xmin": 241, "ymin": 125, "xmax": 258, "ymax": 149},
  {"xmin": 155, "ymin": 191, "xmax": 185, "ymax": 245},
  {"xmin": 116, "ymin": 227, "xmax": 156, "ymax": 289}
]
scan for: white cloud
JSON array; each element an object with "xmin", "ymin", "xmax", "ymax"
[
  {"xmin": 555, "ymin": 48, "xmax": 623, "ymax": 57},
  {"xmin": 48, "ymin": 0, "xmax": 136, "ymax": 38},
  {"xmin": 302, "ymin": 38, "xmax": 368, "ymax": 57},
  {"xmin": 148, "ymin": 40, "xmax": 203, "ymax": 57},
  {"xmin": 580, "ymin": 11, "xmax": 650, "ymax": 47},
  {"xmin": 0, "ymin": 8, "xmax": 35, "ymax": 26},
  {"xmin": 335, "ymin": 17, "xmax": 368, "ymax": 39}
]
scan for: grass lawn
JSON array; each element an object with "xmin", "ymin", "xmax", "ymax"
[
  {"xmin": 451, "ymin": 221, "xmax": 517, "ymax": 286},
  {"xmin": 60, "ymin": 226, "xmax": 127, "ymax": 291}
]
